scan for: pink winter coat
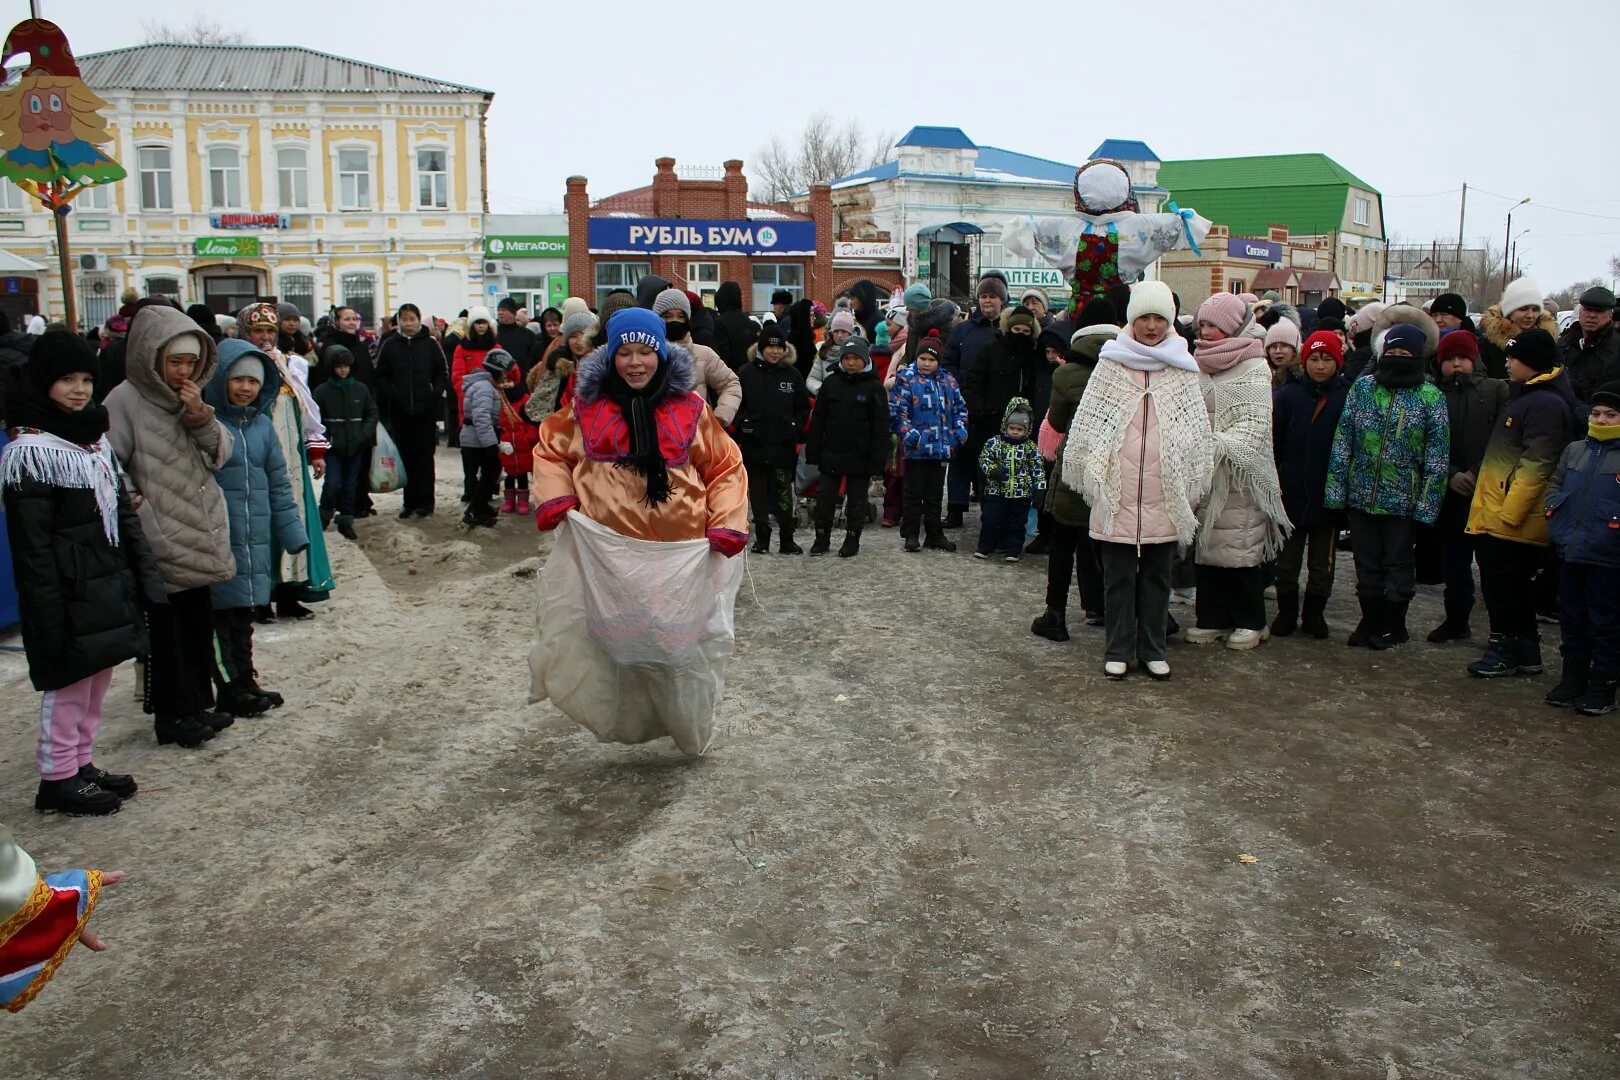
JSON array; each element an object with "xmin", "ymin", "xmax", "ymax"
[{"xmin": 1089, "ymin": 367, "xmax": 1180, "ymax": 547}]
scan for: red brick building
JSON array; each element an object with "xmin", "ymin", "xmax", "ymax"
[{"xmin": 566, "ymin": 158, "xmax": 832, "ymax": 314}]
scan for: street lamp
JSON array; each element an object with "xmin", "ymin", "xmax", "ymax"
[
  {"xmin": 1511, "ymin": 228, "xmax": 1531, "ymax": 279},
  {"xmin": 1503, "ymin": 196, "xmax": 1530, "ymax": 295}
]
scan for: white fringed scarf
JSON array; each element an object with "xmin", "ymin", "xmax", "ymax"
[
  {"xmin": 1064, "ymin": 336, "xmax": 1213, "ymax": 548},
  {"xmin": 1197, "ymin": 357, "xmax": 1292, "ymax": 562},
  {"xmin": 0, "ymin": 431, "xmax": 122, "ymax": 546}
]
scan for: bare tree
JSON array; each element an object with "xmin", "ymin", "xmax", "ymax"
[
  {"xmin": 140, "ymin": 16, "xmax": 251, "ymax": 45},
  {"xmin": 1609, "ymin": 253, "xmax": 1620, "ymax": 281},
  {"xmin": 753, "ymin": 114, "xmax": 896, "ymax": 203},
  {"xmin": 1546, "ymin": 277, "xmax": 1609, "ymax": 310}
]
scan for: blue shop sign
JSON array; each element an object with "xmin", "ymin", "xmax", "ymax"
[
  {"xmin": 1227, "ymin": 237, "xmax": 1282, "ymax": 262},
  {"xmin": 587, "ymin": 217, "xmax": 816, "ymax": 256}
]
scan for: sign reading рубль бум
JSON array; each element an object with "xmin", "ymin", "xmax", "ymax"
[{"xmin": 588, "ymin": 218, "xmax": 816, "ymax": 256}]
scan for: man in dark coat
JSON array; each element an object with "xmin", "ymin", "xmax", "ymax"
[
  {"xmin": 941, "ymin": 272, "xmax": 1008, "ymax": 524},
  {"xmin": 712, "ymin": 281, "xmax": 756, "ymax": 372},
  {"xmin": 960, "ymin": 304, "xmax": 1039, "ymax": 520},
  {"xmin": 1558, "ymin": 286, "xmax": 1620, "ymax": 403},
  {"xmin": 684, "ymin": 290, "xmax": 718, "ymax": 351},
  {"xmin": 493, "ymin": 297, "xmax": 540, "ymax": 378},
  {"xmin": 374, "ymin": 303, "xmax": 449, "ymax": 519},
  {"xmin": 635, "ymin": 274, "xmax": 673, "ymax": 310}
]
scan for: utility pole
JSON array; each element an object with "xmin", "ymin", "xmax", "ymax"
[
  {"xmin": 1456, "ymin": 182, "xmax": 1466, "ymax": 283},
  {"xmin": 1503, "ymin": 197, "xmax": 1530, "ymax": 296}
]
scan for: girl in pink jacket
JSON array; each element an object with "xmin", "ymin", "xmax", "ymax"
[{"xmin": 1062, "ymin": 281, "xmax": 1213, "ymax": 680}]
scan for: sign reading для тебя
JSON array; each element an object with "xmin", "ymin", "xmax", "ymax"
[{"xmin": 587, "ymin": 218, "xmax": 816, "ymax": 256}]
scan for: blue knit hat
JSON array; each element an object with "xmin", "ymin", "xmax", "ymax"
[
  {"xmin": 604, "ymin": 307, "xmax": 667, "ymax": 361},
  {"xmin": 903, "ymin": 283, "xmax": 931, "ymax": 312},
  {"xmin": 1381, "ymin": 323, "xmax": 1427, "ymax": 358}
]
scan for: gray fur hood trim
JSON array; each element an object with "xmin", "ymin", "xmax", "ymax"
[{"xmin": 574, "ymin": 341, "xmax": 697, "ymax": 405}]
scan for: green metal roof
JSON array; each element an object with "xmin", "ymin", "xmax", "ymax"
[{"xmin": 1157, "ymin": 154, "xmax": 1382, "ymax": 239}]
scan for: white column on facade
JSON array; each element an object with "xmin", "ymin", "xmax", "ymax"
[
  {"xmin": 380, "ymin": 98, "xmax": 400, "ymax": 213},
  {"xmin": 117, "ymin": 95, "xmax": 138, "ymax": 224},
  {"xmin": 167, "ymin": 93, "xmax": 191, "ymax": 214},
  {"xmin": 256, "ymin": 98, "xmax": 275, "ymax": 216},
  {"xmin": 462, "ymin": 99, "xmax": 481, "ymax": 215},
  {"xmin": 308, "ymin": 100, "xmax": 327, "ymax": 214}
]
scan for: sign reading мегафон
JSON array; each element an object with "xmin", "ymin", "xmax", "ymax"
[{"xmin": 588, "ymin": 218, "xmax": 816, "ymax": 256}]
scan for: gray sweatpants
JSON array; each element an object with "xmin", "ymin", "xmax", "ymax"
[{"xmin": 1099, "ymin": 540, "xmax": 1176, "ymax": 663}]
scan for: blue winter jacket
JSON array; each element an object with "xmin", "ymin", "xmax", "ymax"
[
  {"xmin": 1546, "ymin": 433, "xmax": 1620, "ymax": 569},
  {"xmin": 204, "ymin": 341, "xmax": 308, "ymax": 610},
  {"xmin": 941, "ymin": 308, "xmax": 998, "ymax": 382},
  {"xmin": 890, "ymin": 365, "xmax": 969, "ymax": 461},
  {"xmin": 1272, "ymin": 372, "xmax": 1349, "ymax": 528}
]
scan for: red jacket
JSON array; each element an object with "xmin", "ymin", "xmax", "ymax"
[
  {"xmin": 451, "ymin": 343, "xmax": 493, "ymax": 423},
  {"xmin": 498, "ymin": 388, "xmax": 540, "ymax": 475}
]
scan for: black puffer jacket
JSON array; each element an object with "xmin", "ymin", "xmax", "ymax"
[
  {"xmin": 961, "ymin": 331, "xmax": 1037, "ymax": 437},
  {"xmin": 374, "ymin": 327, "xmax": 449, "ymax": 419},
  {"xmin": 496, "ymin": 322, "xmax": 539, "ymax": 377},
  {"xmin": 844, "ymin": 278, "xmax": 883, "ymax": 339},
  {"xmin": 3, "ymin": 460, "xmax": 164, "ymax": 691},
  {"xmin": 806, "ymin": 365, "xmax": 889, "ymax": 475},
  {"xmin": 312, "ymin": 327, "xmax": 377, "ymax": 389},
  {"xmin": 734, "ymin": 347, "xmax": 808, "ymax": 468},
  {"xmin": 1558, "ymin": 320, "xmax": 1620, "ymax": 403},
  {"xmin": 712, "ymin": 282, "xmax": 756, "ymax": 371}
]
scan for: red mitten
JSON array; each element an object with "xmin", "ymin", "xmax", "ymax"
[
  {"xmin": 535, "ymin": 495, "xmax": 580, "ymax": 531},
  {"xmin": 706, "ymin": 528, "xmax": 747, "ymax": 557}
]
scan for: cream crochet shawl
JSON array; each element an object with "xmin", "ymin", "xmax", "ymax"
[
  {"xmin": 1063, "ymin": 334, "xmax": 1213, "ymax": 547},
  {"xmin": 1196, "ymin": 355, "xmax": 1292, "ymax": 561}
]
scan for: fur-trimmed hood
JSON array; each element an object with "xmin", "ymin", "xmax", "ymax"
[
  {"xmin": 745, "ymin": 341, "xmax": 798, "ymax": 368},
  {"xmin": 1480, "ymin": 304, "xmax": 1560, "ymax": 350},
  {"xmin": 573, "ymin": 341, "xmax": 697, "ymax": 405},
  {"xmin": 1372, "ymin": 304, "xmax": 1441, "ymax": 358}
]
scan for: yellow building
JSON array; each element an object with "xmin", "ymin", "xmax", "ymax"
[{"xmin": 2, "ymin": 43, "xmax": 493, "ymax": 329}]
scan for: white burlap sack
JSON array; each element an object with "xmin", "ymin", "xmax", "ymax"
[{"xmin": 529, "ymin": 511, "xmax": 744, "ymax": 755}]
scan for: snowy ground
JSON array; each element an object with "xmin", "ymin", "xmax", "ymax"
[{"xmin": 2, "ymin": 445, "xmax": 1617, "ymax": 1079}]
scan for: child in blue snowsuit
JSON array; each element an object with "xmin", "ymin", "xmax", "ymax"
[
  {"xmin": 205, "ymin": 341, "xmax": 307, "ymax": 719},
  {"xmin": 890, "ymin": 329, "xmax": 968, "ymax": 552}
]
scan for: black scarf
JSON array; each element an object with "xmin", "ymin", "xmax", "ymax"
[
  {"xmin": 465, "ymin": 327, "xmax": 496, "ymax": 351},
  {"xmin": 601, "ymin": 358, "xmax": 674, "ymax": 506},
  {"xmin": 1375, "ymin": 352, "xmax": 1426, "ymax": 390},
  {"xmin": 3, "ymin": 366, "xmax": 110, "ymax": 444}
]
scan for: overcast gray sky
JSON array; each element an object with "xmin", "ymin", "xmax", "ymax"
[{"xmin": 42, "ymin": 0, "xmax": 1620, "ymax": 297}]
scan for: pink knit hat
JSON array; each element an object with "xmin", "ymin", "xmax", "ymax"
[
  {"xmin": 829, "ymin": 310, "xmax": 857, "ymax": 335},
  {"xmin": 1263, "ymin": 318, "xmax": 1301, "ymax": 350},
  {"xmin": 1196, "ymin": 293, "xmax": 1250, "ymax": 337}
]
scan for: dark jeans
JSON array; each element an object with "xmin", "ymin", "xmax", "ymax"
[
  {"xmin": 1099, "ymin": 541, "xmax": 1175, "ymax": 662},
  {"xmin": 745, "ymin": 461, "xmax": 795, "ymax": 535},
  {"xmin": 1276, "ymin": 521, "xmax": 1338, "ymax": 599},
  {"xmin": 211, "ymin": 606, "xmax": 256, "ymax": 686},
  {"xmin": 902, "ymin": 458, "xmax": 947, "ymax": 540},
  {"xmin": 1347, "ymin": 509, "xmax": 1417, "ymax": 601},
  {"xmin": 1477, "ymin": 534, "xmax": 1545, "ymax": 639},
  {"xmin": 145, "ymin": 585, "xmax": 215, "ymax": 719},
  {"xmin": 883, "ymin": 455, "xmax": 904, "ymax": 525},
  {"xmin": 461, "ymin": 445, "xmax": 501, "ymax": 522},
  {"xmin": 1195, "ymin": 563, "xmax": 1266, "ymax": 631},
  {"xmin": 320, "ymin": 451, "xmax": 365, "ymax": 523},
  {"xmin": 355, "ymin": 444, "xmax": 374, "ymax": 516},
  {"xmin": 1436, "ymin": 496, "xmax": 1478, "ymax": 611},
  {"xmin": 815, "ymin": 471, "xmax": 870, "ymax": 534},
  {"xmin": 391, "ymin": 411, "xmax": 439, "ymax": 513},
  {"xmin": 1046, "ymin": 519, "xmax": 1105, "ymax": 616},
  {"xmin": 445, "ymin": 394, "xmax": 460, "ymax": 448},
  {"xmin": 1559, "ymin": 563, "xmax": 1620, "ymax": 673},
  {"xmin": 947, "ymin": 437, "xmax": 982, "ymax": 510},
  {"xmin": 978, "ymin": 494, "xmax": 1030, "ymax": 555}
]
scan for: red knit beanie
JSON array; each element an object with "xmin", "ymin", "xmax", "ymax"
[
  {"xmin": 1437, "ymin": 330, "xmax": 1481, "ymax": 365},
  {"xmin": 1302, "ymin": 330, "xmax": 1344, "ymax": 369},
  {"xmin": 1196, "ymin": 292, "xmax": 1249, "ymax": 337}
]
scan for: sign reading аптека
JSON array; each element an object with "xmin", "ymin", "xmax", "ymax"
[{"xmin": 588, "ymin": 218, "xmax": 816, "ymax": 256}]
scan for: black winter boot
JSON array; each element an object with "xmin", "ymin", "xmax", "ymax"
[
  {"xmin": 1030, "ymin": 608, "xmax": 1070, "ymax": 642},
  {"xmin": 778, "ymin": 532, "xmax": 804, "ymax": 555},
  {"xmin": 1024, "ymin": 534, "xmax": 1050, "ymax": 556},
  {"xmin": 923, "ymin": 532, "xmax": 957, "ymax": 552},
  {"xmin": 242, "ymin": 676, "xmax": 284, "ymax": 708},
  {"xmin": 220, "ymin": 681, "xmax": 274, "ymax": 718},
  {"xmin": 838, "ymin": 531, "xmax": 860, "ymax": 557},
  {"xmin": 1545, "ymin": 659, "xmax": 1591, "ymax": 707},
  {"xmin": 276, "ymin": 599, "xmax": 314, "ymax": 619},
  {"xmin": 1270, "ymin": 589, "xmax": 1299, "ymax": 637},
  {"xmin": 1348, "ymin": 596, "xmax": 1380, "ymax": 647},
  {"xmin": 1576, "ymin": 670, "xmax": 1619, "ymax": 716},
  {"xmin": 810, "ymin": 529, "xmax": 832, "ymax": 555},
  {"xmin": 155, "ymin": 714, "xmax": 216, "ymax": 748},
  {"xmin": 944, "ymin": 507, "xmax": 965, "ymax": 529},
  {"xmin": 201, "ymin": 709, "xmax": 235, "ymax": 731},
  {"xmin": 750, "ymin": 528, "xmax": 771, "ymax": 555},
  {"xmin": 1427, "ymin": 598, "xmax": 1473, "ymax": 642},
  {"xmin": 1387, "ymin": 598, "xmax": 1412, "ymax": 645},
  {"xmin": 1468, "ymin": 633, "xmax": 1515, "ymax": 677},
  {"xmin": 1368, "ymin": 597, "xmax": 1399, "ymax": 651},
  {"xmin": 35, "ymin": 776, "xmax": 121, "ymax": 816},
  {"xmin": 1512, "ymin": 634, "xmax": 1544, "ymax": 676},
  {"xmin": 78, "ymin": 763, "xmax": 136, "ymax": 799},
  {"xmin": 337, "ymin": 516, "xmax": 358, "ymax": 541},
  {"xmin": 1301, "ymin": 594, "xmax": 1330, "ymax": 639}
]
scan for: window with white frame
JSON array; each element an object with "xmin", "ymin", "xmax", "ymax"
[
  {"xmin": 138, "ymin": 146, "xmax": 172, "ymax": 210},
  {"xmin": 751, "ymin": 263, "xmax": 804, "ymax": 312},
  {"xmin": 594, "ymin": 261, "xmax": 651, "ymax": 310},
  {"xmin": 208, "ymin": 145, "xmax": 243, "ymax": 209},
  {"xmin": 280, "ymin": 274, "xmax": 316, "ymax": 318},
  {"xmin": 337, "ymin": 148, "xmax": 371, "ymax": 210},
  {"xmin": 416, "ymin": 148, "xmax": 447, "ymax": 209},
  {"xmin": 1353, "ymin": 197, "xmax": 1370, "ymax": 226},
  {"xmin": 277, "ymin": 147, "xmax": 308, "ymax": 209},
  {"xmin": 340, "ymin": 272, "xmax": 376, "ymax": 326},
  {"xmin": 78, "ymin": 182, "xmax": 112, "ymax": 212},
  {"xmin": 0, "ymin": 179, "xmax": 26, "ymax": 212}
]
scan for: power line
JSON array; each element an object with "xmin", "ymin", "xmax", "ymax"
[{"xmin": 1469, "ymin": 186, "xmax": 1620, "ymax": 222}]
